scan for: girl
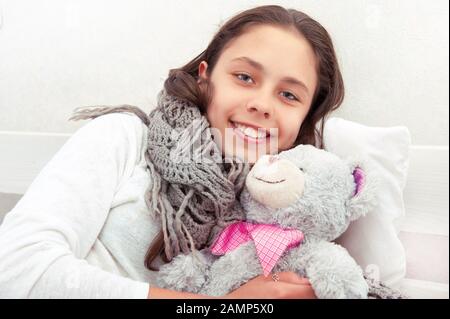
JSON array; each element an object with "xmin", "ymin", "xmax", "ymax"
[{"xmin": 0, "ymin": 5, "xmax": 344, "ymax": 298}]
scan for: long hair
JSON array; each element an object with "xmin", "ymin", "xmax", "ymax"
[{"xmin": 144, "ymin": 5, "xmax": 345, "ymax": 270}]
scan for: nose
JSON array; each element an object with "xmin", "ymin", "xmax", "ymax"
[{"xmin": 246, "ymin": 97, "xmax": 274, "ymax": 119}]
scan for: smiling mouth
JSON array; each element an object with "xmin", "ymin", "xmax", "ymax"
[
  {"xmin": 254, "ymin": 176, "xmax": 286, "ymax": 184},
  {"xmin": 229, "ymin": 121, "xmax": 273, "ymax": 139}
]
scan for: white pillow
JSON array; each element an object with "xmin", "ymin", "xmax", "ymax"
[{"xmin": 322, "ymin": 117, "xmax": 411, "ymax": 286}]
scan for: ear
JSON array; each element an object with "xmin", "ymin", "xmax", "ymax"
[
  {"xmin": 345, "ymin": 158, "xmax": 378, "ymax": 221},
  {"xmin": 197, "ymin": 61, "xmax": 209, "ymax": 83}
]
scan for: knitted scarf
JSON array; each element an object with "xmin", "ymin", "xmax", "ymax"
[{"xmin": 70, "ymin": 89, "xmax": 250, "ymax": 261}]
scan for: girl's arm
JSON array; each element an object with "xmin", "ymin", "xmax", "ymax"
[
  {"xmin": 148, "ymin": 272, "xmax": 316, "ymax": 299},
  {"xmin": 0, "ymin": 114, "xmax": 150, "ymax": 298},
  {"xmin": 148, "ymin": 287, "xmax": 215, "ymax": 299}
]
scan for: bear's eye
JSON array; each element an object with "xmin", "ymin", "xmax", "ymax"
[{"xmin": 299, "ymin": 167, "xmax": 304, "ymax": 172}]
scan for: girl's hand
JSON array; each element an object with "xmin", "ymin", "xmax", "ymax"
[
  {"xmin": 148, "ymin": 272, "xmax": 316, "ymax": 299},
  {"xmin": 224, "ymin": 272, "xmax": 317, "ymax": 299}
]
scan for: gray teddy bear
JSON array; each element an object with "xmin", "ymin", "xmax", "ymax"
[{"xmin": 157, "ymin": 144, "xmax": 377, "ymax": 299}]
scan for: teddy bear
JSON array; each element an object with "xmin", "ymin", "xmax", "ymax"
[{"xmin": 157, "ymin": 144, "xmax": 377, "ymax": 299}]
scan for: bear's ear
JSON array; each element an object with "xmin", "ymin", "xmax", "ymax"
[{"xmin": 345, "ymin": 158, "xmax": 378, "ymax": 221}]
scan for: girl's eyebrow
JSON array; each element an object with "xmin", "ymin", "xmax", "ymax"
[{"xmin": 230, "ymin": 56, "xmax": 310, "ymax": 96}]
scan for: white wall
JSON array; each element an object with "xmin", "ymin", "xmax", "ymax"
[{"xmin": 0, "ymin": 0, "xmax": 448, "ymax": 145}]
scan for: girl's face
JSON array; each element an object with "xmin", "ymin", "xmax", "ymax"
[{"xmin": 199, "ymin": 24, "xmax": 318, "ymax": 163}]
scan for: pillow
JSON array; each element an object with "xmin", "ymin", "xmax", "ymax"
[{"xmin": 322, "ymin": 117, "xmax": 411, "ymax": 286}]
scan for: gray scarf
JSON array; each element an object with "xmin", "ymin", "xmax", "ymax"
[{"xmin": 70, "ymin": 89, "xmax": 250, "ymax": 261}]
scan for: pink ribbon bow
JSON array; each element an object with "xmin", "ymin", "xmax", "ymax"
[{"xmin": 210, "ymin": 221, "xmax": 304, "ymax": 276}]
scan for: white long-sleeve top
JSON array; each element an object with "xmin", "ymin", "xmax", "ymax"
[{"xmin": 0, "ymin": 113, "xmax": 163, "ymax": 298}]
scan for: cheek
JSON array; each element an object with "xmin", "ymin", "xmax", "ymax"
[
  {"xmin": 278, "ymin": 111, "xmax": 307, "ymax": 147},
  {"xmin": 206, "ymin": 89, "xmax": 238, "ymax": 129},
  {"xmin": 206, "ymin": 100, "xmax": 231, "ymax": 132}
]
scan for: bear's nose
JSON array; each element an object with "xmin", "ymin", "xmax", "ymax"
[{"xmin": 268, "ymin": 155, "xmax": 279, "ymax": 164}]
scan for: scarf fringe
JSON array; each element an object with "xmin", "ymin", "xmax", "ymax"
[{"xmin": 69, "ymin": 91, "xmax": 250, "ymax": 262}]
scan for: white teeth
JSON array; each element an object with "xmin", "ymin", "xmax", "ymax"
[
  {"xmin": 244, "ymin": 127, "xmax": 258, "ymax": 138},
  {"xmin": 233, "ymin": 122, "xmax": 267, "ymax": 139}
]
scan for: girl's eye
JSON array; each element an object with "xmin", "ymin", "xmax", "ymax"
[
  {"xmin": 235, "ymin": 73, "xmax": 254, "ymax": 84},
  {"xmin": 235, "ymin": 74, "xmax": 300, "ymax": 103},
  {"xmin": 280, "ymin": 91, "xmax": 299, "ymax": 102}
]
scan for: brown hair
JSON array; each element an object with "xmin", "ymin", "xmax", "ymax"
[{"xmin": 145, "ymin": 5, "xmax": 345, "ymax": 270}]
